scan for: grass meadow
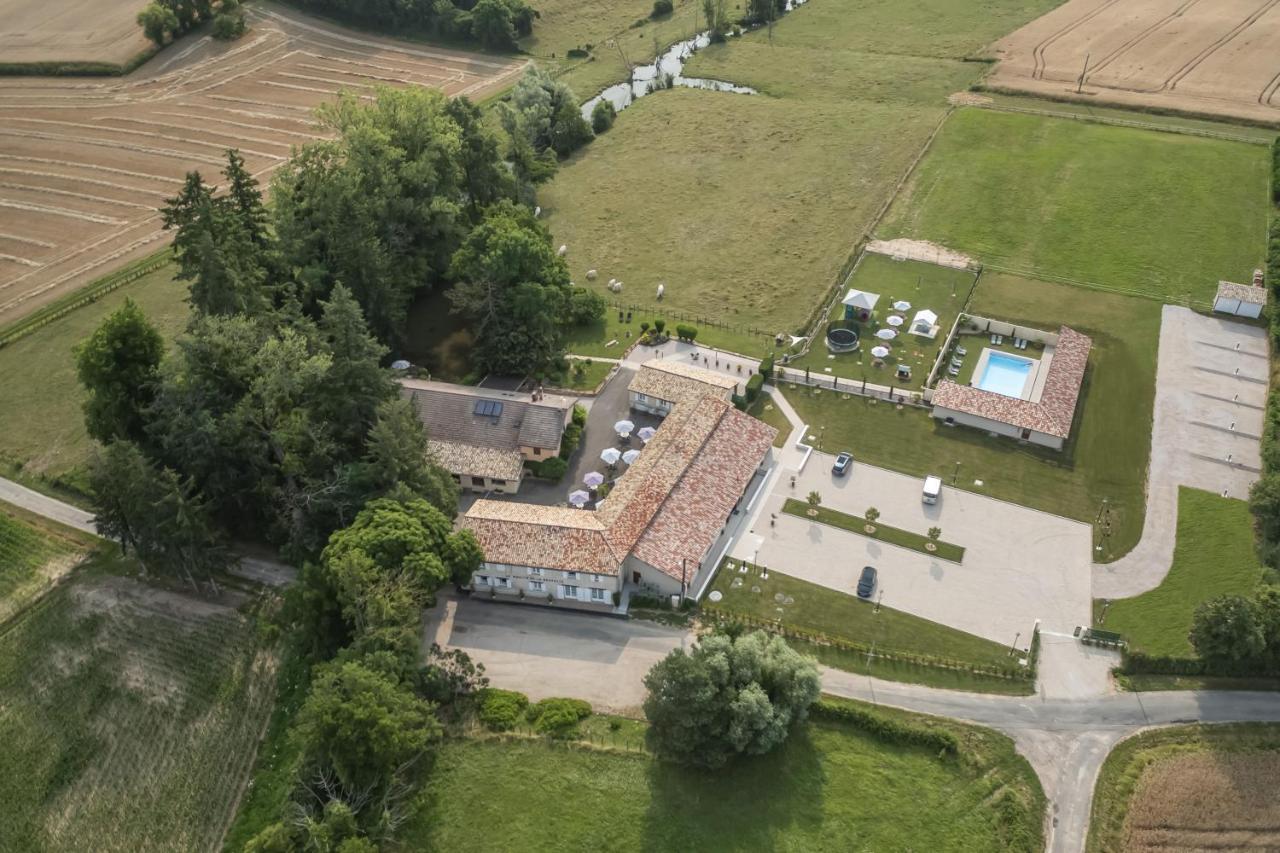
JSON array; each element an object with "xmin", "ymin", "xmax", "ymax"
[
  {"xmin": 408, "ymin": 699, "xmax": 1044, "ymax": 852},
  {"xmin": 0, "ymin": 568, "xmax": 278, "ymax": 852},
  {"xmin": 0, "ymin": 263, "xmax": 187, "ymax": 488},
  {"xmin": 1098, "ymin": 488, "xmax": 1267, "ymax": 657},
  {"xmin": 543, "ymin": 0, "xmax": 1061, "ymax": 358},
  {"xmin": 786, "ymin": 272, "xmax": 1160, "ymax": 558},
  {"xmin": 0, "ymin": 501, "xmax": 93, "ymax": 621},
  {"xmin": 1088, "ymin": 723, "xmax": 1280, "ymax": 853},
  {"xmin": 879, "ymin": 108, "xmax": 1271, "ymax": 305}
]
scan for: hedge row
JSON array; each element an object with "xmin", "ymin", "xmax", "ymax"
[
  {"xmin": 1252, "ymin": 138, "xmax": 1280, "ymax": 566},
  {"xmin": 1120, "ymin": 650, "xmax": 1275, "ymax": 677},
  {"xmin": 810, "ymin": 700, "xmax": 959, "ymax": 755}
]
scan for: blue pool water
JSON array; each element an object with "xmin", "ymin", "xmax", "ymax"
[{"xmin": 976, "ymin": 352, "xmax": 1032, "ymax": 398}]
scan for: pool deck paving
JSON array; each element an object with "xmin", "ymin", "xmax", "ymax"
[{"xmin": 1093, "ymin": 306, "xmax": 1266, "ymax": 599}]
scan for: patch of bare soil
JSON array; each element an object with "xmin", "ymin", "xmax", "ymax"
[{"xmin": 986, "ymin": 0, "xmax": 1280, "ymax": 125}]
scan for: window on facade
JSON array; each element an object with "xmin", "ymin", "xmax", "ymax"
[
  {"xmin": 529, "ymin": 580, "xmax": 544, "ymax": 592},
  {"xmin": 590, "ymin": 588, "xmax": 606, "ymax": 601},
  {"xmin": 636, "ymin": 393, "xmax": 647, "ymax": 402},
  {"xmin": 562, "ymin": 585, "xmax": 579, "ymax": 598},
  {"xmin": 494, "ymin": 577, "xmax": 509, "ymax": 588},
  {"xmin": 470, "ymin": 476, "xmax": 485, "ymax": 487},
  {"xmin": 476, "ymin": 576, "xmax": 489, "ymax": 586},
  {"xmin": 492, "ymin": 478, "xmax": 506, "ymax": 486},
  {"xmin": 528, "ymin": 567, "xmax": 542, "ymax": 576},
  {"xmin": 532, "ymin": 447, "xmax": 541, "ymax": 456},
  {"xmin": 566, "ymin": 571, "xmax": 578, "ymax": 580}
]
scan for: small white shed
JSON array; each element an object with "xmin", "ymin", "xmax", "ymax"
[{"xmin": 1213, "ymin": 280, "xmax": 1266, "ymax": 319}]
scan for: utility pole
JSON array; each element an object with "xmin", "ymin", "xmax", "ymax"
[
  {"xmin": 680, "ymin": 558, "xmax": 688, "ymax": 601},
  {"xmin": 1076, "ymin": 52, "xmax": 1090, "ymax": 94}
]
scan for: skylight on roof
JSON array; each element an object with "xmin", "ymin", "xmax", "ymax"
[{"xmin": 474, "ymin": 400, "xmax": 503, "ymax": 418}]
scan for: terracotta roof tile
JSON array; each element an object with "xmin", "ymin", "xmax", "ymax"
[{"xmin": 1217, "ymin": 280, "xmax": 1267, "ymax": 305}]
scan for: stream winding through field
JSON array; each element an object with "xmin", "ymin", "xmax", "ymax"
[{"xmin": 579, "ymin": 0, "xmax": 809, "ymax": 121}]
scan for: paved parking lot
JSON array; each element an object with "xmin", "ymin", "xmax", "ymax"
[
  {"xmin": 423, "ymin": 594, "xmax": 691, "ymax": 712},
  {"xmin": 732, "ymin": 451, "xmax": 1093, "ymax": 645},
  {"xmin": 1094, "ymin": 307, "xmax": 1267, "ymax": 597}
]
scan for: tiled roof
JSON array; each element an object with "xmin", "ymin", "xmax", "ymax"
[
  {"xmin": 932, "ymin": 326, "xmax": 1091, "ymax": 440},
  {"xmin": 1217, "ymin": 280, "xmax": 1267, "ymax": 305},
  {"xmin": 461, "ymin": 362, "xmax": 777, "ymax": 579},
  {"xmin": 465, "ymin": 500, "xmax": 620, "ymax": 574},
  {"xmin": 627, "ymin": 360, "xmax": 739, "ymax": 405},
  {"xmin": 428, "ymin": 439, "xmax": 524, "ymax": 482},
  {"xmin": 632, "ymin": 407, "xmax": 776, "ymax": 581},
  {"xmin": 400, "ymin": 379, "xmax": 571, "ymax": 452}
]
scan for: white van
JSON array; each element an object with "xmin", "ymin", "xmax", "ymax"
[{"xmin": 922, "ymin": 475, "xmax": 942, "ymax": 505}]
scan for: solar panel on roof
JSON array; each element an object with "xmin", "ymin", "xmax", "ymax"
[{"xmin": 473, "ymin": 400, "xmax": 503, "ymax": 418}]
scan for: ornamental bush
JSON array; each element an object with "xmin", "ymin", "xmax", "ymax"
[
  {"xmin": 591, "ymin": 99, "xmax": 616, "ymax": 134},
  {"xmin": 477, "ymin": 688, "xmax": 530, "ymax": 730},
  {"xmin": 528, "ymin": 697, "xmax": 593, "ymax": 737}
]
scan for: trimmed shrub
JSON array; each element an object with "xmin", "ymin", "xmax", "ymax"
[
  {"xmin": 731, "ymin": 393, "xmax": 748, "ymax": 410},
  {"xmin": 478, "ymin": 688, "xmax": 530, "ymax": 731},
  {"xmin": 745, "ymin": 373, "xmax": 764, "ymax": 402},
  {"xmin": 591, "ymin": 99, "xmax": 616, "ymax": 134},
  {"xmin": 567, "ymin": 47, "xmax": 589, "ymax": 59},
  {"xmin": 654, "ymin": 318, "xmax": 666, "ymax": 334},
  {"xmin": 810, "ymin": 700, "xmax": 958, "ymax": 755},
  {"xmin": 527, "ymin": 697, "xmax": 592, "ymax": 737},
  {"xmin": 759, "ymin": 351, "xmax": 774, "ymax": 380},
  {"xmin": 651, "ymin": 0, "xmax": 673, "ymax": 16},
  {"xmin": 675, "ymin": 324, "xmax": 698, "ymax": 342},
  {"xmin": 560, "ymin": 422, "xmax": 583, "ymax": 459},
  {"xmin": 533, "ymin": 456, "xmax": 568, "ymax": 480},
  {"xmin": 572, "ymin": 403, "xmax": 587, "ymax": 427}
]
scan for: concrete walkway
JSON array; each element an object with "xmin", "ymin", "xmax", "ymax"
[{"xmin": 1093, "ymin": 307, "xmax": 1267, "ymax": 599}]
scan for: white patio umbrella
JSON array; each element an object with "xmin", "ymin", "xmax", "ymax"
[
  {"xmin": 622, "ymin": 449, "xmax": 641, "ymax": 465},
  {"xmin": 614, "ymin": 419, "xmax": 635, "ymax": 438},
  {"xmin": 569, "ymin": 489, "xmax": 591, "ymax": 507},
  {"xmin": 600, "ymin": 447, "xmax": 622, "ymax": 466},
  {"xmin": 892, "ymin": 300, "xmax": 911, "ymax": 312},
  {"xmin": 870, "ymin": 345, "xmax": 890, "ymax": 359},
  {"xmin": 886, "ymin": 315, "xmax": 904, "ymax": 327},
  {"xmin": 875, "ymin": 328, "xmax": 898, "ymax": 341},
  {"xmin": 637, "ymin": 426, "xmax": 657, "ymax": 443},
  {"xmin": 390, "ymin": 359, "xmax": 411, "ymax": 370},
  {"xmin": 583, "ymin": 471, "xmax": 605, "ymax": 488}
]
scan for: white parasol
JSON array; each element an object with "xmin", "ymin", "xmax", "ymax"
[
  {"xmin": 583, "ymin": 471, "xmax": 605, "ymax": 488},
  {"xmin": 600, "ymin": 447, "xmax": 622, "ymax": 466},
  {"xmin": 886, "ymin": 315, "xmax": 904, "ymax": 327},
  {"xmin": 871, "ymin": 345, "xmax": 890, "ymax": 359},
  {"xmin": 638, "ymin": 426, "xmax": 657, "ymax": 443},
  {"xmin": 614, "ymin": 419, "xmax": 635, "ymax": 438},
  {"xmin": 622, "ymin": 449, "xmax": 641, "ymax": 465},
  {"xmin": 875, "ymin": 328, "xmax": 897, "ymax": 341},
  {"xmin": 892, "ymin": 300, "xmax": 911, "ymax": 312},
  {"xmin": 569, "ymin": 490, "xmax": 591, "ymax": 507}
]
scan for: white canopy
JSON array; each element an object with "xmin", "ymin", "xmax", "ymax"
[
  {"xmin": 892, "ymin": 300, "xmax": 911, "ymax": 312},
  {"xmin": 870, "ymin": 345, "xmax": 890, "ymax": 359},
  {"xmin": 875, "ymin": 328, "xmax": 897, "ymax": 340},
  {"xmin": 912, "ymin": 308, "xmax": 938, "ymax": 326},
  {"xmin": 600, "ymin": 447, "xmax": 622, "ymax": 465},
  {"xmin": 886, "ymin": 315, "xmax": 904, "ymax": 327},
  {"xmin": 622, "ymin": 449, "xmax": 641, "ymax": 465},
  {"xmin": 569, "ymin": 490, "xmax": 591, "ymax": 506},
  {"xmin": 637, "ymin": 426, "xmax": 657, "ymax": 443},
  {"xmin": 614, "ymin": 419, "xmax": 635, "ymax": 437},
  {"xmin": 841, "ymin": 289, "xmax": 880, "ymax": 311}
]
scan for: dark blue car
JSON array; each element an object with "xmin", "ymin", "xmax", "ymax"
[{"xmin": 856, "ymin": 565, "xmax": 877, "ymax": 599}]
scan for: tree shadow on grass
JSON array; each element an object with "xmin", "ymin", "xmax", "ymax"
[{"xmin": 639, "ymin": 727, "xmax": 827, "ymax": 852}]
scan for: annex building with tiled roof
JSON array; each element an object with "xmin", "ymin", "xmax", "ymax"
[
  {"xmin": 400, "ymin": 379, "xmax": 574, "ymax": 494},
  {"xmin": 462, "ymin": 361, "xmax": 776, "ymax": 612},
  {"xmin": 928, "ymin": 324, "xmax": 1091, "ymax": 451}
]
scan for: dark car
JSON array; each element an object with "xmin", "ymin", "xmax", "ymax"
[
  {"xmin": 832, "ymin": 451, "xmax": 853, "ymax": 476},
  {"xmin": 856, "ymin": 565, "xmax": 877, "ymax": 599}
]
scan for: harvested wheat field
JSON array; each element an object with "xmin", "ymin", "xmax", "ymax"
[
  {"xmin": 1123, "ymin": 750, "xmax": 1280, "ymax": 851},
  {"xmin": 987, "ymin": 0, "xmax": 1280, "ymax": 125},
  {"xmin": 0, "ymin": 0, "xmax": 152, "ymax": 68},
  {"xmin": 0, "ymin": 2, "xmax": 525, "ymax": 327}
]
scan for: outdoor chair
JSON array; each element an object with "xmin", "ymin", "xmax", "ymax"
[
  {"xmin": 956, "ymin": 346, "xmax": 967, "ymax": 356},
  {"xmin": 947, "ymin": 365, "xmax": 960, "ymax": 376}
]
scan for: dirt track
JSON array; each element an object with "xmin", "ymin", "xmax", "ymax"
[
  {"xmin": 0, "ymin": 3, "xmax": 526, "ymax": 326},
  {"xmin": 0, "ymin": 0, "xmax": 152, "ymax": 66},
  {"xmin": 987, "ymin": 0, "xmax": 1280, "ymax": 125}
]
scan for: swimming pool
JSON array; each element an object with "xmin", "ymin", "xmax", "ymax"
[{"xmin": 976, "ymin": 352, "xmax": 1032, "ymax": 398}]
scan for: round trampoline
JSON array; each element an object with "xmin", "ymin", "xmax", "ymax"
[{"xmin": 826, "ymin": 325, "xmax": 860, "ymax": 353}]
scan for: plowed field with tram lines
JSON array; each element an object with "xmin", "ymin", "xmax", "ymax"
[
  {"xmin": 986, "ymin": 0, "xmax": 1280, "ymax": 125},
  {"xmin": 0, "ymin": 2, "xmax": 526, "ymax": 328}
]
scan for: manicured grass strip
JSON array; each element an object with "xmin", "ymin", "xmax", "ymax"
[
  {"xmin": 782, "ymin": 498, "xmax": 964, "ymax": 562},
  {"xmin": 1115, "ymin": 673, "xmax": 1280, "ymax": 693},
  {"xmin": 706, "ymin": 561, "xmax": 1028, "ymax": 693},
  {"xmin": 1087, "ymin": 723, "xmax": 1280, "ymax": 853},
  {"xmin": 407, "ymin": 700, "xmax": 1044, "ymax": 852},
  {"xmin": 1098, "ymin": 488, "xmax": 1266, "ymax": 657},
  {"xmin": 747, "ymin": 391, "xmax": 793, "ymax": 448}
]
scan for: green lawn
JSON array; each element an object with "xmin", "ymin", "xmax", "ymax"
[
  {"xmin": 408, "ymin": 702, "xmax": 1044, "ymax": 852},
  {"xmin": 0, "ymin": 263, "xmax": 188, "ymax": 487},
  {"xmin": 782, "ymin": 498, "xmax": 965, "ymax": 562},
  {"xmin": 879, "ymin": 108, "xmax": 1270, "ymax": 305},
  {"xmin": 785, "ymin": 253, "xmax": 977, "ymax": 382},
  {"xmin": 707, "ymin": 560, "xmax": 1030, "ymax": 693},
  {"xmin": 788, "ymin": 272, "xmax": 1160, "ymax": 559},
  {"xmin": 1098, "ymin": 488, "xmax": 1267, "ymax": 657},
  {"xmin": 0, "ymin": 568, "xmax": 278, "ymax": 852},
  {"xmin": 747, "ymin": 390, "xmax": 793, "ymax": 447},
  {"xmin": 1087, "ymin": 723, "xmax": 1280, "ymax": 853},
  {"xmin": 545, "ymin": 0, "xmax": 1061, "ymax": 358}
]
